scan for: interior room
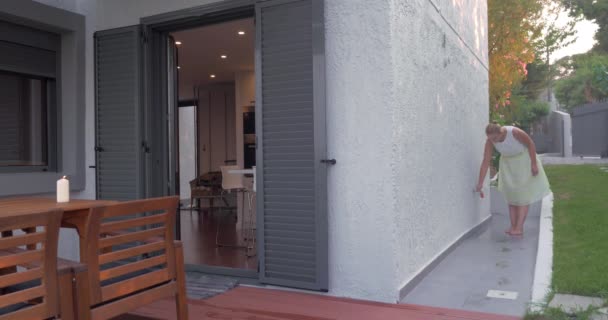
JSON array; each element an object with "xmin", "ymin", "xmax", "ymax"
[{"xmin": 172, "ymin": 17, "xmax": 257, "ymax": 271}]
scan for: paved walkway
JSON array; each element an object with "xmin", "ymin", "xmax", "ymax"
[
  {"xmin": 124, "ymin": 286, "xmax": 519, "ymax": 320},
  {"xmin": 401, "ymin": 202, "xmax": 541, "ymax": 317}
]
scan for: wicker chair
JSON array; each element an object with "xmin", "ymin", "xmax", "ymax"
[{"xmin": 189, "ymin": 172, "xmax": 227, "ymax": 212}]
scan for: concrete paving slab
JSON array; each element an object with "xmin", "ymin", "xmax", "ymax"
[
  {"xmin": 548, "ymin": 294, "xmax": 605, "ymax": 314},
  {"xmin": 401, "ymin": 202, "xmax": 541, "ymax": 317},
  {"xmin": 593, "ymin": 308, "xmax": 608, "ymax": 320},
  {"xmin": 592, "ymin": 313, "xmax": 608, "ymax": 320}
]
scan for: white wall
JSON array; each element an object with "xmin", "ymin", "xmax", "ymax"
[
  {"xmin": 554, "ymin": 111, "xmax": 572, "ymax": 157},
  {"xmin": 179, "ymin": 106, "xmax": 197, "ymax": 200},
  {"xmin": 326, "ymin": 0, "xmax": 489, "ymax": 302},
  {"xmin": 197, "ymin": 84, "xmax": 236, "ymax": 173},
  {"xmin": 96, "ymin": 0, "xmax": 218, "ymax": 30},
  {"xmin": 324, "ymin": 0, "xmax": 399, "ymax": 302},
  {"xmin": 21, "ymin": 0, "xmax": 92, "ymax": 262},
  {"xmin": 388, "ymin": 0, "xmax": 489, "ymax": 300},
  {"xmin": 33, "ymin": 0, "xmax": 78, "ymax": 12},
  {"xmin": 61, "ymin": 0, "xmax": 488, "ymax": 303}
]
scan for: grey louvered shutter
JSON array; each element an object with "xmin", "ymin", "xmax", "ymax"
[
  {"xmin": 256, "ymin": 0, "xmax": 328, "ymax": 291},
  {"xmin": 0, "ymin": 75, "xmax": 21, "ymax": 162},
  {"xmin": 95, "ymin": 26, "xmax": 144, "ymax": 201}
]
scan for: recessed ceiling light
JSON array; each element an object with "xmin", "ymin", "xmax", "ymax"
[
  {"xmin": 177, "ymin": 66, "xmax": 181, "ymax": 69},
  {"xmin": 238, "ymin": 31, "xmax": 245, "ymax": 36},
  {"xmin": 175, "ymin": 41, "xmax": 182, "ymax": 45},
  {"xmin": 210, "ymin": 74, "xmax": 216, "ymax": 78},
  {"xmin": 221, "ymin": 55, "xmax": 228, "ymax": 59}
]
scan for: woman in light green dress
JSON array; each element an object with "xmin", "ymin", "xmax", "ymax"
[{"xmin": 476, "ymin": 123, "xmax": 551, "ymax": 236}]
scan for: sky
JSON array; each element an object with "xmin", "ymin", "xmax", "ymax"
[{"xmin": 548, "ymin": 9, "xmax": 599, "ymax": 63}]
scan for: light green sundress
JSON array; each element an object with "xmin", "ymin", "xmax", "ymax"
[{"xmin": 494, "ymin": 126, "xmax": 551, "ymax": 206}]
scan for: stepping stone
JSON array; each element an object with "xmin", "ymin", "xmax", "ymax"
[
  {"xmin": 591, "ymin": 308, "xmax": 608, "ymax": 320},
  {"xmin": 549, "ymin": 294, "xmax": 605, "ymax": 314},
  {"xmin": 592, "ymin": 315, "xmax": 608, "ymax": 320}
]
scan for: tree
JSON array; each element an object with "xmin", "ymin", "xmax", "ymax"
[
  {"xmin": 554, "ymin": 53, "xmax": 608, "ymax": 111},
  {"xmin": 561, "ymin": 0, "xmax": 608, "ymax": 53},
  {"xmin": 519, "ymin": 58, "xmax": 553, "ymax": 100},
  {"xmin": 488, "ymin": 0, "xmax": 575, "ymax": 120},
  {"xmin": 488, "ymin": 0, "xmax": 542, "ymax": 112}
]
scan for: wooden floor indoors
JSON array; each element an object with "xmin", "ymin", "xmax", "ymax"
[
  {"xmin": 180, "ymin": 208, "xmax": 257, "ymax": 270},
  {"xmin": 117, "ymin": 286, "xmax": 521, "ymax": 320}
]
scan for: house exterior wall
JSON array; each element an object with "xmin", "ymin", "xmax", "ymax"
[
  {"xmin": 0, "ymin": 1, "xmax": 86, "ymax": 197},
  {"xmin": 32, "ymin": 0, "xmax": 489, "ymax": 303},
  {"xmin": 324, "ymin": 0, "xmax": 398, "ymax": 302},
  {"xmin": 388, "ymin": 0, "xmax": 489, "ymax": 301}
]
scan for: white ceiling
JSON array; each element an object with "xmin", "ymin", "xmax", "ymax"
[{"xmin": 171, "ymin": 18, "xmax": 254, "ymax": 99}]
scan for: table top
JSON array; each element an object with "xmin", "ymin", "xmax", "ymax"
[
  {"xmin": 0, "ymin": 197, "xmax": 116, "ymax": 218},
  {"xmin": 228, "ymin": 169, "xmax": 255, "ymax": 174}
]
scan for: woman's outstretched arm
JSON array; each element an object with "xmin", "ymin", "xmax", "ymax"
[{"xmin": 477, "ymin": 139, "xmax": 494, "ymax": 191}]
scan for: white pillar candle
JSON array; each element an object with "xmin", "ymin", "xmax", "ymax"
[{"xmin": 57, "ymin": 176, "xmax": 70, "ymax": 203}]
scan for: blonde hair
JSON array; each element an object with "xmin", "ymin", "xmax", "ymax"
[{"xmin": 485, "ymin": 122, "xmax": 502, "ymax": 135}]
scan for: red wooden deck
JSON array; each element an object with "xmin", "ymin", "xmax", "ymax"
[{"xmin": 120, "ymin": 286, "xmax": 521, "ymax": 320}]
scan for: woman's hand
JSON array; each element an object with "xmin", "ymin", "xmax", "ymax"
[
  {"xmin": 475, "ymin": 183, "xmax": 483, "ymax": 193},
  {"xmin": 531, "ymin": 162, "xmax": 539, "ymax": 176}
]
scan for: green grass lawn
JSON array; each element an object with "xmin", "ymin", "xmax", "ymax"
[{"xmin": 545, "ymin": 165, "xmax": 608, "ymax": 297}]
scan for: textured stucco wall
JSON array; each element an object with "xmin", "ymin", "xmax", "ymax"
[
  {"xmin": 33, "ymin": 0, "xmax": 78, "ymax": 12},
  {"xmin": 19, "ymin": 0, "xmax": 91, "ymax": 261},
  {"xmin": 95, "ymin": 0, "xmax": 218, "ymax": 30},
  {"xmin": 36, "ymin": 0, "xmax": 489, "ymax": 303},
  {"xmin": 324, "ymin": 0, "xmax": 399, "ymax": 302},
  {"xmin": 388, "ymin": 0, "xmax": 489, "ymax": 300}
]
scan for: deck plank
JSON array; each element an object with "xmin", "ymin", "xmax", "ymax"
[{"xmin": 122, "ymin": 286, "xmax": 521, "ymax": 320}]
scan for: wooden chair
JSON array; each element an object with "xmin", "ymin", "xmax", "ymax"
[
  {"xmin": 74, "ymin": 196, "xmax": 188, "ymax": 320},
  {"xmin": 0, "ymin": 209, "xmax": 77, "ymax": 320}
]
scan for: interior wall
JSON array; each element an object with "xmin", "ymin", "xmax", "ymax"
[
  {"xmin": 198, "ymin": 84, "xmax": 236, "ymax": 174},
  {"xmin": 179, "ymin": 106, "xmax": 196, "ymax": 200}
]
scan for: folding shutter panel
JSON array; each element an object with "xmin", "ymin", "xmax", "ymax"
[
  {"xmin": 95, "ymin": 26, "xmax": 144, "ymax": 201},
  {"xmin": 256, "ymin": 0, "xmax": 328, "ymax": 291}
]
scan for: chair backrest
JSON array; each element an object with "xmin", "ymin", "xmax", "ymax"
[
  {"xmin": 0, "ymin": 209, "xmax": 63, "ymax": 320},
  {"xmin": 82, "ymin": 196, "xmax": 179, "ymax": 306},
  {"xmin": 220, "ymin": 166, "xmax": 244, "ymax": 191}
]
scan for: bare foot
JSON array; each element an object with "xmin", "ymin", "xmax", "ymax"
[
  {"xmin": 509, "ymin": 230, "xmax": 523, "ymax": 236},
  {"xmin": 505, "ymin": 229, "xmax": 514, "ymax": 235}
]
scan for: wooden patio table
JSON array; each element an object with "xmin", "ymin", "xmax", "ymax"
[{"xmin": 0, "ymin": 197, "xmax": 117, "ymax": 259}]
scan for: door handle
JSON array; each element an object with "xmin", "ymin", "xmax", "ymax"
[
  {"xmin": 94, "ymin": 146, "xmax": 104, "ymax": 152},
  {"xmin": 142, "ymin": 141, "xmax": 151, "ymax": 153},
  {"xmin": 320, "ymin": 159, "xmax": 336, "ymax": 165}
]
